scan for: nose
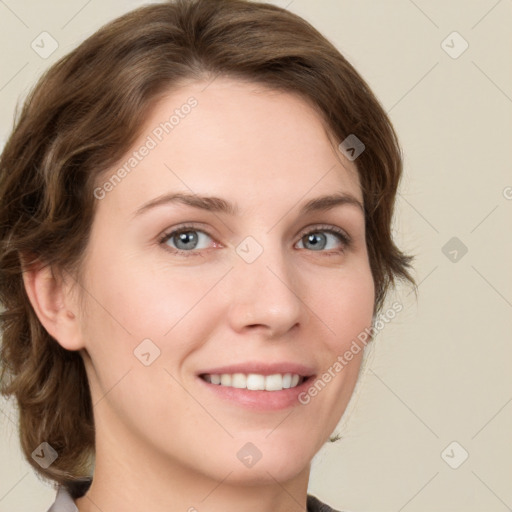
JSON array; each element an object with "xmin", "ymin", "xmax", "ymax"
[{"xmin": 226, "ymin": 240, "xmax": 305, "ymax": 338}]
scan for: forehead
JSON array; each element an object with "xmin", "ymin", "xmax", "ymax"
[{"xmin": 97, "ymin": 77, "xmax": 362, "ymax": 215}]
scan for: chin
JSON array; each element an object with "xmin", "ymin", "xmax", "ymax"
[
  {"xmin": 220, "ymin": 457, "xmax": 310, "ymax": 486},
  {"xmin": 208, "ymin": 437, "xmax": 314, "ymax": 484}
]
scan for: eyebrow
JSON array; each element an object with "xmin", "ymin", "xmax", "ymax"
[{"xmin": 132, "ymin": 191, "xmax": 364, "ymax": 218}]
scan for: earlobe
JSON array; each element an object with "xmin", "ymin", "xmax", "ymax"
[{"xmin": 20, "ymin": 256, "xmax": 84, "ymax": 351}]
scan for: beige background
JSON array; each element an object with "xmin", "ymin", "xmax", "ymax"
[{"xmin": 1, "ymin": 1, "xmax": 511, "ymax": 511}]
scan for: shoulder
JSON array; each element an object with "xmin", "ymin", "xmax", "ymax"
[
  {"xmin": 307, "ymin": 493, "xmax": 340, "ymax": 511},
  {"xmin": 307, "ymin": 493, "xmax": 353, "ymax": 512}
]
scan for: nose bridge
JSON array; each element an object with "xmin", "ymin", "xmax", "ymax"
[{"xmin": 227, "ymin": 234, "xmax": 304, "ymax": 334}]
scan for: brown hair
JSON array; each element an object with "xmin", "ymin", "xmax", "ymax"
[{"xmin": 0, "ymin": 0, "xmax": 415, "ymax": 496}]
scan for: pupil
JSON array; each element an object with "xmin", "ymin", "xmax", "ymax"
[
  {"xmin": 306, "ymin": 233, "xmax": 326, "ymax": 250},
  {"xmin": 176, "ymin": 231, "xmax": 197, "ymax": 250}
]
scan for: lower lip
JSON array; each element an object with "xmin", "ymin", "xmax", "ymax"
[{"xmin": 196, "ymin": 375, "xmax": 316, "ymax": 411}]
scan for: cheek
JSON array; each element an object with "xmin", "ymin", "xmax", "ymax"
[
  {"xmin": 84, "ymin": 249, "xmax": 219, "ymax": 335},
  {"xmin": 79, "ymin": 249, "xmax": 231, "ymax": 379},
  {"xmin": 307, "ymin": 264, "xmax": 375, "ymax": 348}
]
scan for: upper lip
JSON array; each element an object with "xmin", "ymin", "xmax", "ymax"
[{"xmin": 197, "ymin": 362, "xmax": 316, "ymax": 377}]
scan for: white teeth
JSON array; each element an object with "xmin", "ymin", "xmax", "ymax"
[
  {"xmin": 220, "ymin": 374, "xmax": 232, "ymax": 386},
  {"xmin": 282, "ymin": 373, "xmax": 292, "ymax": 389},
  {"xmin": 201, "ymin": 372, "xmax": 305, "ymax": 391},
  {"xmin": 246, "ymin": 374, "xmax": 265, "ymax": 390},
  {"xmin": 231, "ymin": 373, "xmax": 246, "ymax": 389},
  {"xmin": 265, "ymin": 374, "xmax": 284, "ymax": 391}
]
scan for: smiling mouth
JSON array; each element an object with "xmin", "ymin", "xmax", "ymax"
[{"xmin": 199, "ymin": 372, "xmax": 309, "ymax": 391}]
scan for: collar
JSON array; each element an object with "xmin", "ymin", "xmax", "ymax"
[{"xmin": 46, "ymin": 486, "xmax": 79, "ymax": 512}]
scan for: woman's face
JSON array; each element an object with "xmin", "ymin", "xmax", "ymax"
[{"xmin": 76, "ymin": 78, "xmax": 374, "ymax": 485}]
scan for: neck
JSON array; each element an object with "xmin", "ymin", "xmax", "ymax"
[{"xmin": 75, "ymin": 412, "xmax": 311, "ymax": 512}]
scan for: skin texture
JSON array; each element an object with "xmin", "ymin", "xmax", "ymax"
[{"xmin": 23, "ymin": 78, "xmax": 375, "ymax": 512}]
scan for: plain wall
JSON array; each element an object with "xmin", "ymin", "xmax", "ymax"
[{"xmin": 0, "ymin": 1, "xmax": 511, "ymax": 511}]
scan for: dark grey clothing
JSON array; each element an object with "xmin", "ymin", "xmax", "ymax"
[
  {"xmin": 307, "ymin": 493, "xmax": 343, "ymax": 512},
  {"xmin": 46, "ymin": 484, "xmax": 345, "ymax": 511}
]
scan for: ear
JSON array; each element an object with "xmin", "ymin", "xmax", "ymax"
[{"xmin": 20, "ymin": 254, "xmax": 85, "ymax": 351}]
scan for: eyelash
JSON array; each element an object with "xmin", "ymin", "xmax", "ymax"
[{"xmin": 158, "ymin": 223, "xmax": 352, "ymax": 258}]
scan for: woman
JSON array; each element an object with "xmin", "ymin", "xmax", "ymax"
[{"xmin": 0, "ymin": 0, "xmax": 415, "ymax": 511}]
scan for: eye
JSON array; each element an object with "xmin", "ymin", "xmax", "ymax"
[
  {"xmin": 159, "ymin": 225, "xmax": 215, "ymax": 256},
  {"xmin": 158, "ymin": 223, "xmax": 351, "ymax": 257},
  {"xmin": 296, "ymin": 225, "xmax": 351, "ymax": 253}
]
